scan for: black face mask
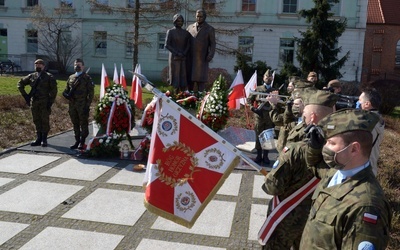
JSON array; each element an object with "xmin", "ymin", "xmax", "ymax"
[
  {"xmin": 74, "ymin": 65, "xmax": 82, "ymax": 72},
  {"xmin": 35, "ymin": 67, "xmax": 42, "ymax": 73}
]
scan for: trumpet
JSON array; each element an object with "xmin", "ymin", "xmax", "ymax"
[{"xmin": 248, "ymin": 90, "xmax": 290, "ymax": 103}]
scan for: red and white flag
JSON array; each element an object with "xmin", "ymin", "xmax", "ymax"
[
  {"xmin": 120, "ymin": 64, "xmax": 127, "ymax": 89},
  {"xmin": 130, "ymin": 64, "xmax": 143, "ymax": 109},
  {"xmin": 228, "ymin": 70, "xmax": 246, "ymax": 110},
  {"xmin": 113, "ymin": 63, "xmax": 119, "ymax": 84},
  {"xmin": 242, "ymin": 71, "xmax": 257, "ymax": 105},
  {"xmin": 143, "ymin": 95, "xmax": 241, "ymax": 228},
  {"xmin": 100, "ymin": 63, "xmax": 110, "ymax": 99}
]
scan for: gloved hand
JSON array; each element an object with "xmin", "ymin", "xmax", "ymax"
[
  {"xmin": 250, "ymin": 106, "xmax": 263, "ymax": 118},
  {"xmin": 304, "ymin": 124, "xmax": 325, "ymax": 149},
  {"xmin": 23, "ymin": 94, "xmax": 31, "ymax": 107}
]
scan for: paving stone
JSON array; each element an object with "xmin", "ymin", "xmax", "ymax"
[
  {"xmin": 62, "ymin": 189, "xmax": 146, "ymax": 226},
  {"xmin": 106, "ymin": 164, "xmax": 145, "ymax": 186},
  {"xmin": 19, "ymin": 226, "xmax": 124, "ymax": 250},
  {"xmin": 136, "ymin": 238, "xmax": 226, "ymax": 250},
  {"xmin": 0, "ymin": 221, "xmax": 29, "ymax": 245},
  {"xmin": 0, "ymin": 177, "xmax": 14, "ymax": 187},
  {"xmin": 253, "ymin": 175, "xmax": 273, "ymax": 200},
  {"xmin": 0, "ymin": 153, "xmax": 60, "ymax": 174},
  {"xmin": 217, "ymin": 173, "xmax": 242, "ymax": 196},
  {"xmin": 248, "ymin": 204, "xmax": 269, "ymax": 241}
]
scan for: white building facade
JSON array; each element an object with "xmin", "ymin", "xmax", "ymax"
[{"xmin": 0, "ymin": 0, "xmax": 367, "ymax": 82}]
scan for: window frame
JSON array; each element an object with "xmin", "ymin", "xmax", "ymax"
[
  {"xmin": 328, "ymin": 0, "xmax": 341, "ymax": 16},
  {"xmin": 395, "ymin": 40, "xmax": 400, "ymax": 66},
  {"xmin": 60, "ymin": 0, "xmax": 73, "ymax": 8},
  {"xmin": 159, "ymin": 0, "xmax": 173, "ymax": 9},
  {"xmin": 27, "ymin": 0, "xmax": 39, "ymax": 7},
  {"xmin": 125, "ymin": 32, "xmax": 134, "ymax": 58},
  {"xmin": 279, "ymin": 38, "xmax": 295, "ymax": 66},
  {"xmin": 27, "ymin": 29, "xmax": 38, "ymax": 53},
  {"xmin": 94, "ymin": 31, "xmax": 107, "ymax": 57},
  {"xmin": 0, "ymin": 0, "xmax": 5, "ymax": 6},
  {"xmin": 127, "ymin": 0, "xmax": 135, "ymax": 8},
  {"xmin": 203, "ymin": 0, "xmax": 216, "ymax": 11},
  {"xmin": 157, "ymin": 33, "xmax": 168, "ymax": 60},
  {"xmin": 282, "ymin": 0, "xmax": 297, "ymax": 14},
  {"xmin": 238, "ymin": 36, "xmax": 254, "ymax": 62},
  {"xmin": 96, "ymin": 0, "xmax": 108, "ymax": 5},
  {"xmin": 241, "ymin": 0, "xmax": 256, "ymax": 12}
]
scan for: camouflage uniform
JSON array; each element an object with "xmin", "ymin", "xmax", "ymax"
[
  {"xmin": 247, "ymin": 84, "xmax": 274, "ymax": 163},
  {"xmin": 262, "ymin": 142, "xmax": 314, "ymax": 249},
  {"xmin": 64, "ymin": 72, "xmax": 94, "ymax": 148},
  {"xmin": 18, "ymin": 69, "xmax": 57, "ymax": 145},
  {"xmin": 300, "ymin": 109, "xmax": 392, "ymax": 249}
]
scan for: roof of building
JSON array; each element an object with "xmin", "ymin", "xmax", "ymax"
[{"xmin": 367, "ymin": 0, "xmax": 400, "ymax": 25}]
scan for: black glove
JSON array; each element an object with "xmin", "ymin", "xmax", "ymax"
[
  {"xmin": 304, "ymin": 124, "xmax": 325, "ymax": 149},
  {"xmin": 250, "ymin": 106, "xmax": 263, "ymax": 118},
  {"xmin": 23, "ymin": 94, "xmax": 31, "ymax": 107}
]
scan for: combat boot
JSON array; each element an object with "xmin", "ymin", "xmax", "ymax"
[
  {"xmin": 263, "ymin": 150, "xmax": 270, "ymax": 165},
  {"xmin": 41, "ymin": 132, "xmax": 48, "ymax": 147},
  {"xmin": 30, "ymin": 132, "xmax": 42, "ymax": 146},
  {"xmin": 78, "ymin": 137, "xmax": 86, "ymax": 150},
  {"xmin": 253, "ymin": 149, "xmax": 262, "ymax": 164},
  {"xmin": 70, "ymin": 136, "xmax": 80, "ymax": 149}
]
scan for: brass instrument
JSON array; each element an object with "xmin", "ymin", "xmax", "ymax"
[{"xmin": 248, "ymin": 89, "xmax": 290, "ymax": 104}]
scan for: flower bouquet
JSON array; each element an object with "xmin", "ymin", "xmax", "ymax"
[{"xmin": 197, "ymin": 75, "xmax": 230, "ymax": 132}]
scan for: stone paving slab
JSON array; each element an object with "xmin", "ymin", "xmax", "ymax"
[
  {"xmin": 19, "ymin": 227, "xmax": 124, "ymax": 250},
  {"xmin": 62, "ymin": 189, "xmax": 146, "ymax": 226},
  {"xmin": 0, "ymin": 181, "xmax": 83, "ymax": 215},
  {"xmin": 0, "ymin": 177, "xmax": 14, "ymax": 187},
  {"xmin": 0, "ymin": 153, "xmax": 60, "ymax": 174},
  {"xmin": 0, "ymin": 221, "xmax": 29, "ymax": 245},
  {"xmin": 136, "ymin": 238, "xmax": 226, "ymax": 250}
]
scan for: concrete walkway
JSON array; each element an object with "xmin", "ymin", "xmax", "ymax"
[{"xmin": 0, "ymin": 128, "xmax": 277, "ymax": 250}]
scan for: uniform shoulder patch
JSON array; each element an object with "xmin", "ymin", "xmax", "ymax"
[
  {"xmin": 272, "ymin": 160, "xmax": 279, "ymax": 169},
  {"xmin": 363, "ymin": 213, "xmax": 378, "ymax": 224},
  {"xmin": 282, "ymin": 146, "xmax": 290, "ymax": 153}
]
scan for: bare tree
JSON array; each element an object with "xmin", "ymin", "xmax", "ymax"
[{"xmin": 30, "ymin": 6, "xmax": 84, "ymax": 74}]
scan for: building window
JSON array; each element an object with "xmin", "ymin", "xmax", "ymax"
[
  {"xmin": 27, "ymin": 0, "xmax": 39, "ymax": 7},
  {"xmin": 94, "ymin": 31, "xmax": 107, "ymax": 56},
  {"xmin": 396, "ymin": 40, "xmax": 400, "ymax": 66},
  {"xmin": 126, "ymin": 32, "xmax": 134, "ymax": 58},
  {"xmin": 127, "ymin": 0, "xmax": 135, "ymax": 8},
  {"xmin": 203, "ymin": 0, "xmax": 216, "ymax": 11},
  {"xmin": 279, "ymin": 38, "xmax": 295, "ymax": 65},
  {"xmin": 328, "ymin": 0, "xmax": 340, "ymax": 16},
  {"xmin": 282, "ymin": 0, "xmax": 297, "ymax": 14},
  {"xmin": 158, "ymin": 33, "xmax": 168, "ymax": 59},
  {"xmin": 159, "ymin": 0, "xmax": 173, "ymax": 9},
  {"xmin": 238, "ymin": 36, "xmax": 254, "ymax": 61},
  {"xmin": 242, "ymin": 0, "xmax": 256, "ymax": 12},
  {"xmin": 96, "ymin": 0, "xmax": 108, "ymax": 5},
  {"xmin": 27, "ymin": 30, "xmax": 38, "ymax": 53},
  {"xmin": 61, "ymin": 0, "xmax": 73, "ymax": 8},
  {"xmin": 0, "ymin": 0, "xmax": 5, "ymax": 6}
]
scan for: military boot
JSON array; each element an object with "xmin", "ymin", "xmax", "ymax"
[
  {"xmin": 41, "ymin": 132, "xmax": 48, "ymax": 147},
  {"xmin": 70, "ymin": 136, "xmax": 80, "ymax": 149},
  {"xmin": 253, "ymin": 149, "xmax": 263, "ymax": 164},
  {"xmin": 30, "ymin": 132, "xmax": 42, "ymax": 146},
  {"xmin": 78, "ymin": 137, "xmax": 86, "ymax": 150},
  {"xmin": 263, "ymin": 150, "xmax": 270, "ymax": 165}
]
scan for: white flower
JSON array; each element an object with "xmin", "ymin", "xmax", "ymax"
[{"xmin": 99, "ymin": 139, "xmax": 103, "ymax": 143}]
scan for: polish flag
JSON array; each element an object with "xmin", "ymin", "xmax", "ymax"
[
  {"xmin": 113, "ymin": 63, "xmax": 119, "ymax": 84},
  {"xmin": 120, "ymin": 64, "xmax": 127, "ymax": 89},
  {"xmin": 228, "ymin": 70, "xmax": 246, "ymax": 110},
  {"xmin": 100, "ymin": 63, "xmax": 110, "ymax": 99},
  {"xmin": 130, "ymin": 64, "xmax": 143, "ymax": 109},
  {"xmin": 241, "ymin": 71, "xmax": 258, "ymax": 105}
]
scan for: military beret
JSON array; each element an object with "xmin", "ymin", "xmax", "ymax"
[
  {"xmin": 318, "ymin": 109, "xmax": 380, "ymax": 139},
  {"xmin": 34, "ymin": 59, "xmax": 45, "ymax": 65},
  {"xmin": 308, "ymin": 71, "xmax": 317, "ymax": 77},
  {"xmin": 328, "ymin": 79, "xmax": 341, "ymax": 88},
  {"xmin": 264, "ymin": 69, "xmax": 272, "ymax": 77},
  {"xmin": 302, "ymin": 89, "xmax": 338, "ymax": 107}
]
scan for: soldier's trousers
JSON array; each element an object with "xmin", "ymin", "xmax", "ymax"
[
  {"xmin": 68, "ymin": 102, "xmax": 89, "ymax": 140},
  {"xmin": 31, "ymin": 99, "xmax": 51, "ymax": 133}
]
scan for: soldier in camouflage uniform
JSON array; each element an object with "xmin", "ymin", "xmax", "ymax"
[
  {"xmin": 247, "ymin": 70, "xmax": 275, "ymax": 165},
  {"xmin": 300, "ymin": 109, "xmax": 391, "ymax": 250},
  {"xmin": 260, "ymin": 90, "xmax": 337, "ymax": 249},
  {"xmin": 18, "ymin": 59, "xmax": 57, "ymax": 147},
  {"xmin": 63, "ymin": 59, "xmax": 94, "ymax": 150}
]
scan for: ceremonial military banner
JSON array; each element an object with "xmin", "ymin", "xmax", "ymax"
[{"xmin": 143, "ymin": 95, "xmax": 241, "ymax": 228}]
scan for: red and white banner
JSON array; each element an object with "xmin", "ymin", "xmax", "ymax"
[
  {"xmin": 113, "ymin": 63, "xmax": 119, "ymax": 84},
  {"xmin": 242, "ymin": 71, "xmax": 257, "ymax": 105},
  {"xmin": 120, "ymin": 64, "xmax": 127, "ymax": 89},
  {"xmin": 258, "ymin": 177, "xmax": 320, "ymax": 245},
  {"xmin": 228, "ymin": 70, "xmax": 246, "ymax": 110},
  {"xmin": 143, "ymin": 95, "xmax": 242, "ymax": 228},
  {"xmin": 100, "ymin": 63, "xmax": 110, "ymax": 99},
  {"xmin": 130, "ymin": 64, "xmax": 143, "ymax": 109}
]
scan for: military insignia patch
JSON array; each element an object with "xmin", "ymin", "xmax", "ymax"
[
  {"xmin": 272, "ymin": 160, "xmax": 279, "ymax": 169},
  {"xmin": 283, "ymin": 146, "xmax": 289, "ymax": 153},
  {"xmin": 363, "ymin": 213, "xmax": 378, "ymax": 224}
]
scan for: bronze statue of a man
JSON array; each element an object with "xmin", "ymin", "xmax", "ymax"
[
  {"xmin": 186, "ymin": 9, "xmax": 216, "ymax": 92},
  {"xmin": 165, "ymin": 14, "xmax": 191, "ymax": 93}
]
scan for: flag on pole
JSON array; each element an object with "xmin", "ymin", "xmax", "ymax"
[
  {"xmin": 100, "ymin": 63, "xmax": 110, "ymax": 99},
  {"xmin": 120, "ymin": 64, "xmax": 127, "ymax": 89},
  {"xmin": 143, "ymin": 94, "xmax": 242, "ymax": 228},
  {"xmin": 228, "ymin": 70, "xmax": 246, "ymax": 110},
  {"xmin": 130, "ymin": 64, "xmax": 143, "ymax": 109},
  {"xmin": 113, "ymin": 63, "xmax": 119, "ymax": 84},
  {"xmin": 241, "ymin": 70, "xmax": 258, "ymax": 105}
]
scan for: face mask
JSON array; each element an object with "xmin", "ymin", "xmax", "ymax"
[
  {"xmin": 35, "ymin": 67, "xmax": 42, "ymax": 73},
  {"xmin": 74, "ymin": 65, "xmax": 82, "ymax": 72},
  {"xmin": 322, "ymin": 144, "xmax": 352, "ymax": 170}
]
